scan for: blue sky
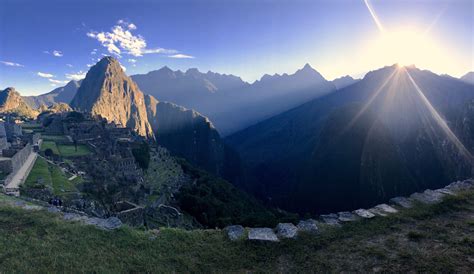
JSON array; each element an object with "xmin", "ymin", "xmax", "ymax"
[{"xmin": 0, "ymin": 0, "xmax": 473, "ymax": 95}]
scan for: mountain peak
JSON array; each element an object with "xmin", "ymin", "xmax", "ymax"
[
  {"xmin": 0, "ymin": 87, "xmax": 38, "ymax": 118},
  {"xmin": 70, "ymin": 57, "xmax": 153, "ymax": 137}
]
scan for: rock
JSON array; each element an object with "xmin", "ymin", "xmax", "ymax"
[
  {"xmin": 320, "ymin": 213, "xmax": 340, "ymax": 225},
  {"xmin": 63, "ymin": 213, "xmax": 87, "ymax": 222},
  {"xmin": 248, "ymin": 228, "xmax": 279, "ymax": 242},
  {"xmin": 445, "ymin": 180, "xmax": 474, "ymax": 192},
  {"xmin": 276, "ymin": 223, "xmax": 298, "ymax": 238},
  {"xmin": 297, "ymin": 219, "xmax": 319, "ymax": 232},
  {"xmin": 338, "ymin": 211, "xmax": 358, "ymax": 222},
  {"xmin": 410, "ymin": 190, "xmax": 445, "ymax": 204},
  {"xmin": 148, "ymin": 229, "xmax": 160, "ymax": 240},
  {"xmin": 389, "ymin": 197, "xmax": 413, "ymax": 208},
  {"xmin": 369, "ymin": 204, "xmax": 398, "ymax": 216},
  {"xmin": 22, "ymin": 204, "xmax": 43, "ymax": 211},
  {"xmin": 435, "ymin": 188, "xmax": 456, "ymax": 196},
  {"xmin": 353, "ymin": 209, "xmax": 375, "ymax": 219},
  {"xmin": 47, "ymin": 206, "xmax": 61, "ymax": 213},
  {"xmin": 224, "ymin": 225, "xmax": 245, "ymax": 241},
  {"xmin": 85, "ymin": 217, "xmax": 122, "ymax": 230}
]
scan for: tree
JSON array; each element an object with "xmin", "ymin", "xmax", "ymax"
[{"xmin": 44, "ymin": 148, "xmax": 54, "ymax": 157}]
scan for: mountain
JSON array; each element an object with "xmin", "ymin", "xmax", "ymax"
[
  {"xmin": 70, "ymin": 56, "xmax": 238, "ymax": 178},
  {"xmin": 0, "ymin": 87, "xmax": 39, "ymax": 118},
  {"xmin": 460, "ymin": 72, "xmax": 474, "ymax": 84},
  {"xmin": 133, "ymin": 64, "xmax": 336, "ymax": 135},
  {"xmin": 132, "ymin": 67, "xmax": 248, "ymax": 108},
  {"xmin": 70, "ymin": 57, "xmax": 153, "ymax": 137},
  {"xmin": 227, "ymin": 65, "xmax": 474, "ymax": 213},
  {"xmin": 23, "ymin": 80, "xmax": 81, "ymax": 108},
  {"xmin": 332, "ymin": 75, "xmax": 359, "ymax": 89}
]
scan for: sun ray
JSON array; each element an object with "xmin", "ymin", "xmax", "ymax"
[
  {"xmin": 364, "ymin": 0, "xmax": 385, "ymax": 33},
  {"xmin": 405, "ymin": 68, "xmax": 473, "ymax": 163}
]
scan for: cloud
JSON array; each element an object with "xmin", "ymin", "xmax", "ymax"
[
  {"xmin": 120, "ymin": 65, "xmax": 127, "ymax": 72},
  {"xmin": 44, "ymin": 50, "xmax": 63, "ymax": 57},
  {"xmin": 128, "ymin": 59, "xmax": 137, "ymax": 63},
  {"xmin": 37, "ymin": 72, "xmax": 54, "ymax": 78},
  {"xmin": 1, "ymin": 61, "xmax": 24, "ymax": 67},
  {"xmin": 53, "ymin": 50, "xmax": 63, "ymax": 57},
  {"xmin": 91, "ymin": 49, "xmax": 98, "ymax": 55},
  {"xmin": 86, "ymin": 21, "xmax": 183, "ymax": 58},
  {"xmin": 66, "ymin": 71, "xmax": 87, "ymax": 80},
  {"xmin": 66, "ymin": 64, "xmax": 73, "ymax": 68},
  {"xmin": 48, "ymin": 79, "xmax": 68, "ymax": 84},
  {"xmin": 169, "ymin": 54, "xmax": 195, "ymax": 59}
]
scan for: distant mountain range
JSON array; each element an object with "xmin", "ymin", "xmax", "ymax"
[
  {"xmin": 133, "ymin": 63, "xmax": 336, "ymax": 135},
  {"xmin": 24, "ymin": 80, "xmax": 81, "ymax": 109},
  {"xmin": 226, "ymin": 65, "xmax": 474, "ymax": 213},
  {"xmin": 461, "ymin": 71, "xmax": 474, "ymax": 84},
  {"xmin": 69, "ymin": 57, "xmax": 239, "ymax": 179}
]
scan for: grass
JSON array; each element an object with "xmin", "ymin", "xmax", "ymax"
[
  {"xmin": 24, "ymin": 157, "xmax": 77, "ymax": 195},
  {"xmin": 41, "ymin": 134, "xmax": 69, "ymax": 142},
  {"xmin": 1, "ymin": 190, "xmax": 473, "ymax": 272},
  {"xmin": 41, "ymin": 141, "xmax": 60, "ymax": 155},
  {"xmin": 57, "ymin": 144, "xmax": 91, "ymax": 157}
]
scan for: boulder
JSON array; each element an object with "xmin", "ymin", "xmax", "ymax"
[
  {"xmin": 248, "ymin": 228, "xmax": 279, "ymax": 242},
  {"xmin": 276, "ymin": 223, "xmax": 298, "ymax": 238},
  {"xmin": 353, "ymin": 209, "xmax": 375, "ymax": 219},
  {"xmin": 389, "ymin": 197, "xmax": 413, "ymax": 208},
  {"xmin": 435, "ymin": 188, "xmax": 456, "ymax": 196},
  {"xmin": 320, "ymin": 213, "xmax": 340, "ymax": 225},
  {"xmin": 445, "ymin": 180, "xmax": 474, "ymax": 192},
  {"xmin": 224, "ymin": 225, "xmax": 245, "ymax": 241},
  {"xmin": 338, "ymin": 211, "xmax": 358, "ymax": 222},
  {"xmin": 297, "ymin": 219, "xmax": 319, "ymax": 232}
]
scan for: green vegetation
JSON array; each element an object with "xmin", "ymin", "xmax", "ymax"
[
  {"xmin": 41, "ymin": 140, "xmax": 60, "ymax": 155},
  {"xmin": 40, "ymin": 138, "xmax": 91, "ymax": 157},
  {"xmin": 57, "ymin": 144, "xmax": 91, "ymax": 157},
  {"xmin": 24, "ymin": 157, "xmax": 78, "ymax": 195},
  {"xmin": 42, "ymin": 134, "xmax": 68, "ymax": 142},
  {"xmin": 132, "ymin": 142, "xmax": 150, "ymax": 169},
  {"xmin": 176, "ymin": 159, "xmax": 297, "ymax": 228},
  {"xmin": 0, "ymin": 191, "xmax": 473, "ymax": 272}
]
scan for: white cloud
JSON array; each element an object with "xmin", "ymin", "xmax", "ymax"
[
  {"xmin": 48, "ymin": 79, "xmax": 68, "ymax": 84},
  {"xmin": 120, "ymin": 65, "xmax": 127, "ymax": 72},
  {"xmin": 169, "ymin": 54, "xmax": 195, "ymax": 59},
  {"xmin": 37, "ymin": 72, "xmax": 54, "ymax": 78},
  {"xmin": 52, "ymin": 50, "xmax": 63, "ymax": 57},
  {"xmin": 1, "ymin": 61, "xmax": 24, "ymax": 67},
  {"xmin": 66, "ymin": 71, "xmax": 87, "ymax": 80},
  {"xmin": 51, "ymin": 84, "xmax": 57, "ymax": 87},
  {"xmin": 128, "ymin": 59, "xmax": 137, "ymax": 63},
  {"xmin": 87, "ymin": 64, "xmax": 94, "ymax": 67},
  {"xmin": 66, "ymin": 64, "xmax": 73, "ymax": 68},
  {"xmin": 44, "ymin": 50, "xmax": 63, "ymax": 57},
  {"xmin": 87, "ymin": 21, "xmax": 182, "ymax": 58}
]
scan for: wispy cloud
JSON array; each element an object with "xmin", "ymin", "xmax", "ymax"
[
  {"xmin": 44, "ymin": 50, "xmax": 63, "ymax": 57},
  {"xmin": 37, "ymin": 72, "xmax": 54, "ymax": 78},
  {"xmin": 169, "ymin": 54, "xmax": 195, "ymax": 59},
  {"xmin": 91, "ymin": 49, "xmax": 98, "ymax": 55},
  {"xmin": 128, "ymin": 59, "xmax": 137, "ymax": 63},
  {"xmin": 66, "ymin": 64, "xmax": 73, "ymax": 68},
  {"xmin": 66, "ymin": 71, "xmax": 87, "ymax": 81},
  {"xmin": 86, "ymin": 20, "xmax": 184, "ymax": 58},
  {"xmin": 48, "ymin": 79, "xmax": 68, "ymax": 84},
  {"xmin": 1, "ymin": 61, "xmax": 24, "ymax": 67}
]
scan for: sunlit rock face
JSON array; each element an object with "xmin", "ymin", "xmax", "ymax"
[
  {"xmin": 0, "ymin": 87, "xmax": 39, "ymax": 118},
  {"xmin": 70, "ymin": 57, "xmax": 153, "ymax": 137},
  {"xmin": 227, "ymin": 65, "xmax": 474, "ymax": 214}
]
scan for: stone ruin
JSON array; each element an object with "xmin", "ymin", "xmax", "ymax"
[{"xmin": 224, "ymin": 178, "xmax": 474, "ymax": 242}]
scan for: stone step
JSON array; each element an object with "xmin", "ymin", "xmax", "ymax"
[
  {"xmin": 248, "ymin": 228, "xmax": 279, "ymax": 242},
  {"xmin": 353, "ymin": 209, "xmax": 375, "ymax": 219}
]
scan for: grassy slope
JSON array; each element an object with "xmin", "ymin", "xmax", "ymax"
[
  {"xmin": 24, "ymin": 157, "xmax": 77, "ymax": 195},
  {"xmin": 1, "ymin": 191, "xmax": 473, "ymax": 272}
]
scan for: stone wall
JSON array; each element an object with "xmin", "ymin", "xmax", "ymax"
[{"xmin": 1, "ymin": 144, "xmax": 32, "ymax": 186}]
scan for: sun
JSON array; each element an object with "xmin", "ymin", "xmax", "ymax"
[{"xmin": 359, "ymin": 27, "xmax": 457, "ymax": 74}]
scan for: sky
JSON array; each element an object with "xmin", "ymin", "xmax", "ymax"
[{"xmin": 0, "ymin": 0, "xmax": 473, "ymax": 96}]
